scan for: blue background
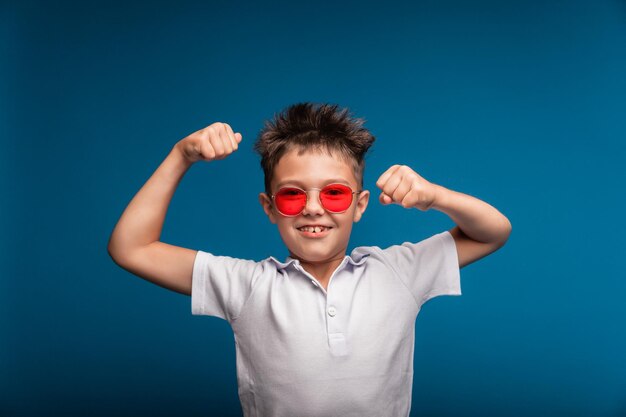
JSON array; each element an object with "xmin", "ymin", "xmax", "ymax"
[{"xmin": 2, "ymin": 0, "xmax": 625, "ymax": 416}]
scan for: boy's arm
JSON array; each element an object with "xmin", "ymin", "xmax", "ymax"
[
  {"xmin": 432, "ymin": 185, "xmax": 511, "ymax": 268},
  {"xmin": 107, "ymin": 123, "xmax": 242, "ymax": 295},
  {"xmin": 376, "ymin": 165, "xmax": 511, "ymax": 269}
]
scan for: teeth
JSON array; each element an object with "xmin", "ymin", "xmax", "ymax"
[{"xmin": 300, "ymin": 226, "xmax": 328, "ymax": 233}]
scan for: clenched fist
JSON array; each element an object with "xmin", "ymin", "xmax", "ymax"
[
  {"xmin": 376, "ymin": 165, "xmax": 439, "ymax": 211},
  {"xmin": 176, "ymin": 122, "xmax": 242, "ymax": 163}
]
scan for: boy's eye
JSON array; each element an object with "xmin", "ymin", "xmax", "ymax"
[
  {"xmin": 277, "ymin": 188, "xmax": 304, "ymax": 197},
  {"xmin": 322, "ymin": 185, "xmax": 350, "ymax": 196},
  {"xmin": 325, "ymin": 189, "xmax": 343, "ymax": 196}
]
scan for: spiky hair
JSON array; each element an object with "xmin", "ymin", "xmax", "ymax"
[{"xmin": 254, "ymin": 102, "xmax": 375, "ymax": 193}]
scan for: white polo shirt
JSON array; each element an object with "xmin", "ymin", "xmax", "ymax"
[{"xmin": 192, "ymin": 230, "xmax": 461, "ymax": 417}]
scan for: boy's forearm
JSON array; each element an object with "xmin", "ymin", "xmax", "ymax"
[
  {"xmin": 108, "ymin": 145, "xmax": 192, "ymax": 259},
  {"xmin": 431, "ymin": 185, "xmax": 511, "ymax": 244}
]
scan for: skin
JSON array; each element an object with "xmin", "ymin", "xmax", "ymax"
[
  {"xmin": 175, "ymin": 121, "xmax": 511, "ymax": 290},
  {"xmin": 259, "ymin": 148, "xmax": 370, "ymax": 289},
  {"xmin": 259, "ymin": 150, "xmax": 513, "ymax": 291},
  {"xmin": 108, "ymin": 120, "xmax": 511, "ymax": 297},
  {"xmin": 375, "ymin": 164, "xmax": 512, "ymax": 270}
]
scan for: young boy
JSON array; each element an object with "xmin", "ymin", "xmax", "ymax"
[{"xmin": 108, "ymin": 102, "xmax": 511, "ymax": 417}]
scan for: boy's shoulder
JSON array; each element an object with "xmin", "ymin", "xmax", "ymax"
[
  {"xmin": 350, "ymin": 230, "xmax": 453, "ymax": 260},
  {"xmin": 369, "ymin": 231, "xmax": 451, "ymax": 249}
]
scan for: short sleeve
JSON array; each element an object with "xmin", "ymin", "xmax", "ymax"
[
  {"xmin": 191, "ymin": 251, "xmax": 264, "ymax": 322},
  {"xmin": 380, "ymin": 231, "xmax": 461, "ymax": 308}
]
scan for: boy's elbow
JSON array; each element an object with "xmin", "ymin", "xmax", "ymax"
[
  {"xmin": 107, "ymin": 246, "xmax": 127, "ymax": 268},
  {"xmin": 107, "ymin": 239, "xmax": 131, "ymax": 267},
  {"xmin": 107, "ymin": 233, "xmax": 118, "ymax": 258},
  {"xmin": 496, "ymin": 218, "xmax": 512, "ymax": 247}
]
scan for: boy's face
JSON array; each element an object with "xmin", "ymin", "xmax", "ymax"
[{"xmin": 259, "ymin": 148, "xmax": 370, "ymax": 264}]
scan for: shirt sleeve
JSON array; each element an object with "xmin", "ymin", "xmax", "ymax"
[
  {"xmin": 380, "ymin": 230, "xmax": 461, "ymax": 308},
  {"xmin": 191, "ymin": 250, "xmax": 264, "ymax": 322}
]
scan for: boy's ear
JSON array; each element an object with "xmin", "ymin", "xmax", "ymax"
[
  {"xmin": 353, "ymin": 189, "xmax": 370, "ymax": 223},
  {"xmin": 259, "ymin": 193, "xmax": 277, "ymax": 224}
]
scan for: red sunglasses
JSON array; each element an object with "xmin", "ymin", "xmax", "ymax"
[{"xmin": 270, "ymin": 183, "xmax": 361, "ymax": 217}]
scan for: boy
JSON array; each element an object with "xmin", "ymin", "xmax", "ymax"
[{"xmin": 108, "ymin": 102, "xmax": 511, "ymax": 417}]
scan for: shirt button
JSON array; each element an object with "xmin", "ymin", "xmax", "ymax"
[{"xmin": 327, "ymin": 306, "xmax": 337, "ymax": 317}]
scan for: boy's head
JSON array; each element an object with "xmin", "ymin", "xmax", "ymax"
[{"xmin": 254, "ymin": 102, "xmax": 376, "ymax": 264}]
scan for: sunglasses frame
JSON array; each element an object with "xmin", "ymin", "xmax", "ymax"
[{"xmin": 269, "ymin": 183, "xmax": 362, "ymax": 217}]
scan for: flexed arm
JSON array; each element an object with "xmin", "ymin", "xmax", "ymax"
[
  {"xmin": 376, "ymin": 164, "xmax": 511, "ymax": 268},
  {"xmin": 107, "ymin": 123, "xmax": 242, "ymax": 294}
]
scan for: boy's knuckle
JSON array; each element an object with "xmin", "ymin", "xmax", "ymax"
[
  {"xmin": 402, "ymin": 195, "xmax": 415, "ymax": 207},
  {"xmin": 211, "ymin": 136, "xmax": 223, "ymax": 146}
]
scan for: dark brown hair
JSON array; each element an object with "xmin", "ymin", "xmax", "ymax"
[{"xmin": 254, "ymin": 102, "xmax": 375, "ymax": 194}]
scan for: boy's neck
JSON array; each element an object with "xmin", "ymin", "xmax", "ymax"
[{"xmin": 292, "ymin": 254, "xmax": 346, "ymax": 291}]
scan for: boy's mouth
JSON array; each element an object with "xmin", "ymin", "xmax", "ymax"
[{"xmin": 296, "ymin": 225, "xmax": 333, "ymax": 235}]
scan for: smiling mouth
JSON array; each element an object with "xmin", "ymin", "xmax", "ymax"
[{"xmin": 297, "ymin": 226, "xmax": 332, "ymax": 234}]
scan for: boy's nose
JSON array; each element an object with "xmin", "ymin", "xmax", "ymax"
[{"xmin": 301, "ymin": 190, "xmax": 325, "ymax": 216}]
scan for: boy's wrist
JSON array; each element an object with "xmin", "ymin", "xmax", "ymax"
[
  {"xmin": 430, "ymin": 184, "xmax": 450, "ymax": 212},
  {"xmin": 172, "ymin": 144, "xmax": 195, "ymax": 170}
]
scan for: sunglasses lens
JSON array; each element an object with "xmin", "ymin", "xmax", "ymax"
[
  {"xmin": 320, "ymin": 184, "xmax": 353, "ymax": 212},
  {"xmin": 274, "ymin": 188, "xmax": 306, "ymax": 216}
]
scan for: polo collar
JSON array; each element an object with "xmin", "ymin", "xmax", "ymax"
[{"xmin": 269, "ymin": 251, "xmax": 369, "ymax": 271}]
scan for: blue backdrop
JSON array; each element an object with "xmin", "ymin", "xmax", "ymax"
[{"xmin": 2, "ymin": 0, "xmax": 625, "ymax": 416}]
